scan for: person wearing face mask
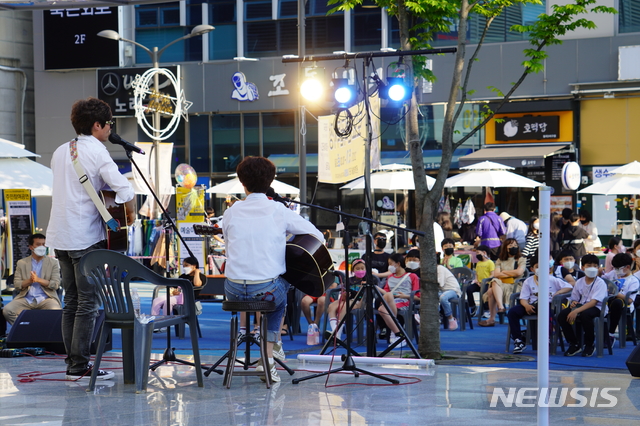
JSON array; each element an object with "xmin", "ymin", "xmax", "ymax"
[
  {"xmin": 521, "ymin": 216, "xmax": 540, "ymax": 270},
  {"xmin": 579, "ymin": 209, "xmax": 601, "ymax": 253},
  {"xmin": 553, "ymin": 250, "xmax": 585, "ymax": 286},
  {"xmin": 441, "ymin": 238, "xmax": 463, "ymax": 270},
  {"xmin": 3, "ymin": 233, "xmax": 61, "ymax": 325},
  {"xmin": 479, "ymin": 238, "xmax": 526, "ymax": 327},
  {"xmin": 559, "ymin": 213, "xmax": 590, "ymax": 263},
  {"xmin": 604, "ymin": 236, "xmax": 624, "ymax": 274},
  {"xmin": 325, "ymin": 259, "xmax": 367, "ymax": 338},
  {"xmin": 150, "ymin": 257, "xmax": 206, "ymax": 316},
  {"xmin": 604, "ymin": 253, "xmax": 639, "ymax": 348},
  {"xmin": 508, "ymin": 255, "xmax": 572, "ymax": 354},
  {"xmin": 557, "ymin": 254, "xmax": 609, "ymax": 357},
  {"xmin": 467, "ymin": 245, "xmax": 495, "ymax": 317},
  {"xmin": 369, "ymin": 232, "xmax": 392, "ymax": 280},
  {"xmin": 404, "ymin": 249, "xmax": 421, "ymax": 277}
]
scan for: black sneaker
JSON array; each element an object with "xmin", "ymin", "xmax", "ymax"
[
  {"xmin": 582, "ymin": 345, "xmax": 595, "ymax": 357},
  {"xmin": 66, "ymin": 364, "xmax": 115, "ymax": 381},
  {"xmin": 564, "ymin": 344, "xmax": 582, "ymax": 357},
  {"xmin": 513, "ymin": 339, "xmax": 526, "ymax": 354},
  {"xmin": 469, "ymin": 306, "xmax": 478, "ymax": 317},
  {"xmin": 378, "ymin": 328, "xmax": 389, "ymax": 340},
  {"xmin": 609, "ymin": 335, "xmax": 616, "ymax": 349}
]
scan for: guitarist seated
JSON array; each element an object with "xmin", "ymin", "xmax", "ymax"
[{"xmin": 222, "ymin": 156, "xmax": 325, "ymax": 383}]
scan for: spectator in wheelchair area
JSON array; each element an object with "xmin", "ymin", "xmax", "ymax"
[
  {"xmin": 508, "ymin": 254, "xmax": 572, "ymax": 354},
  {"xmin": 557, "ymin": 254, "xmax": 609, "ymax": 357},
  {"xmin": 377, "ymin": 253, "xmax": 420, "ymax": 347},
  {"xmin": 553, "ymin": 250, "xmax": 585, "ymax": 286},
  {"xmin": 604, "ymin": 253, "xmax": 640, "ymax": 348}
]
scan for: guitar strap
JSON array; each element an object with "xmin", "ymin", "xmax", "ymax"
[{"xmin": 69, "ymin": 138, "xmax": 119, "ymax": 232}]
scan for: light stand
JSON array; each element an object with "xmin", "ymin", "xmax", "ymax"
[{"xmin": 122, "ymin": 147, "xmax": 202, "ymax": 371}]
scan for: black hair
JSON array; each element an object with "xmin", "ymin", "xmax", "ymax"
[
  {"xmin": 441, "ymin": 238, "xmax": 455, "ymax": 247},
  {"xmin": 484, "ymin": 202, "xmax": 495, "ymax": 212},
  {"xmin": 406, "ymin": 249, "xmax": 420, "ymax": 259},
  {"xmin": 28, "ymin": 233, "xmax": 46, "ymax": 246},
  {"xmin": 608, "ymin": 236, "xmax": 623, "ymax": 251},
  {"xmin": 556, "ymin": 250, "xmax": 575, "ymax": 262},
  {"xmin": 581, "ymin": 254, "xmax": 599, "ymax": 267},
  {"xmin": 561, "ymin": 208, "xmax": 573, "ymax": 220},
  {"xmin": 236, "ymin": 156, "xmax": 276, "ymax": 193},
  {"xmin": 389, "ymin": 252, "xmax": 406, "ymax": 269},
  {"xmin": 70, "ymin": 97, "xmax": 112, "ymax": 135},
  {"xmin": 611, "ymin": 252, "xmax": 633, "ymax": 268},
  {"xmin": 579, "ymin": 209, "xmax": 592, "ymax": 223},
  {"xmin": 570, "ymin": 213, "xmax": 580, "ymax": 223},
  {"xmin": 476, "ymin": 244, "xmax": 491, "ymax": 254},
  {"xmin": 183, "ymin": 256, "xmax": 199, "ymax": 268}
]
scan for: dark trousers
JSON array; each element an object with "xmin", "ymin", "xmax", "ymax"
[
  {"xmin": 557, "ymin": 305, "xmax": 601, "ymax": 347},
  {"xmin": 508, "ymin": 304, "xmax": 531, "ymax": 341},
  {"xmin": 607, "ymin": 297, "xmax": 625, "ymax": 335}
]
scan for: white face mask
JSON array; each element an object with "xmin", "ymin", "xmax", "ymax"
[
  {"xmin": 406, "ymin": 261, "xmax": 420, "ymax": 270},
  {"xmin": 636, "ymin": 249, "xmax": 640, "ymax": 258},
  {"xmin": 615, "ymin": 267, "xmax": 627, "ymax": 277},
  {"xmin": 33, "ymin": 246, "xmax": 47, "ymax": 257},
  {"xmin": 532, "ymin": 222, "xmax": 539, "ymax": 230},
  {"xmin": 534, "ymin": 268, "xmax": 539, "ymax": 276},
  {"xmin": 183, "ymin": 266, "xmax": 194, "ymax": 275},
  {"xmin": 563, "ymin": 261, "xmax": 575, "ymax": 270},
  {"xmin": 388, "ymin": 265, "xmax": 397, "ymax": 274},
  {"xmin": 584, "ymin": 267, "xmax": 598, "ymax": 278},
  {"xmin": 620, "ymin": 245, "xmax": 627, "ymax": 253}
]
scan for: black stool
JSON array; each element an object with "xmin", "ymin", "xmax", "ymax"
[{"xmin": 205, "ymin": 300, "xmax": 294, "ymax": 388}]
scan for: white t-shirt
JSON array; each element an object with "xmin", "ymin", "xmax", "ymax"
[
  {"xmin": 568, "ymin": 276, "xmax": 609, "ymax": 311},
  {"xmin": 519, "ymin": 275, "xmax": 572, "ymax": 304}
]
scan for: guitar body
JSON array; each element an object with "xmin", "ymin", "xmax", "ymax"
[
  {"xmin": 100, "ymin": 190, "xmax": 129, "ymax": 253},
  {"xmin": 283, "ymin": 234, "xmax": 334, "ymax": 297}
]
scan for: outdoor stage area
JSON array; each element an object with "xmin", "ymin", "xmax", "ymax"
[{"xmin": 1, "ymin": 284, "xmax": 640, "ymax": 425}]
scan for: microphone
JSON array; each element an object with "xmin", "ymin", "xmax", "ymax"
[
  {"xmin": 109, "ymin": 133, "xmax": 145, "ymax": 155},
  {"xmin": 265, "ymin": 187, "xmax": 290, "ymax": 206}
]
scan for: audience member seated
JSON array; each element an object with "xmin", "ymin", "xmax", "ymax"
[
  {"xmin": 557, "ymin": 254, "xmax": 608, "ymax": 357},
  {"xmin": 508, "ymin": 255, "xmax": 572, "ymax": 354},
  {"xmin": 3, "ymin": 233, "xmax": 61, "ymax": 325},
  {"xmin": 605, "ymin": 253, "xmax": 640, "ymax": 348},
  {"xmin": 553, "ymin": 250, "xmax": 584, "ymax": 286},
  {"xmin": 151, "ymin": 256, "xmax": 206, "ymax": 316},
  {"xmin": 377, "ymin": 253, "xmax": 420, "ymax": 347},
  {"xmin": 479, "ymin": 238, "xmax": 526, "ymax": 327},
  {"xmin": 441, "ymin": 238, "xmax": 463, "ymax": 270},
  {"xmin": 436, "ymin": 262, "xmax": 462, "ymax": 330},
  {"xmin": 326, "ymin": 259, "xmax": 366, "ymax": 338},
  {"xmin": 466, "ymin": 244, "xmax": 495, "ymax": 317},
  {"xmin": 404, "ymin": 249, "xmax": 421, "ymax": 277}
]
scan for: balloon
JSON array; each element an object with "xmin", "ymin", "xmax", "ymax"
[{"xmin": 175, "ymin": 163, "xmax": 197, "ymax": 189}]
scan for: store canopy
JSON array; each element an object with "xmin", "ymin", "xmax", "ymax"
[
  {"xmin": 0, "ymin": 0, "xmax": 175, "ymax": 11},
  {"xmin": 578, "ymin": 161, "xmax": 640, "ymax": 195},
  {"xmin": 0, "ymin": 158, "xmax": 53, "ymax": 196},
  {"xmin": 458, "ymin": 145, "xmax": 568, "ymax": 169},
  {"xmin": 444, "ymin": 160, "xmax": 543, "ymax": 189},
  {"xmin": 206, "ymin": 177, "xmax": 299, "ymax": 197},
  {"xmin": 0, "ymin": 138, "xmax": 39, "ymax": 158}
]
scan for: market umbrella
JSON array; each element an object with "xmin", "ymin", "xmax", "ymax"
[
  {"xmin": 0, "ymin": 138, "xmax": 39, "ymax": 158},
  {"xmin": 444, "ymin": 160, "xmax": 543, "ymax": 188},
  {"xmin": 578, "ymin": 161, "xmax": 640, "ymax": 195},
  {"xmin": 206, "ymin": 177, "xmax": 300, "ymax": 197},
  {"xmin": 0, "ymin": 158, "xmax": 53, "ymax": 196},
  {"xmin": 340, "ymin": 163, "xmax": 436, "ymax": 191}
]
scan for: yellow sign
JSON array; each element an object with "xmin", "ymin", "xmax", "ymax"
[
  {"xmin": 176, "ymin": 186, "xmax": 205, "ymax": 223},
  {"xmin": 318, "ymin": 96, "xmax": 381, "ymax": 184}
]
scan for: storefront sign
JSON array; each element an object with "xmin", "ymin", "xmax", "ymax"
[
  {"xmin": 561, "ymin": 161, "xmax": 582, "ymax": 190},
  {"xmin": 496, "ymin": 115, "xmax": 559, "ymax": 141}
]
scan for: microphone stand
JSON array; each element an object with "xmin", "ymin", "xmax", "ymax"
[{"xmin": 123, "ymin": 148, "xmax": 201, "ymax": 371}]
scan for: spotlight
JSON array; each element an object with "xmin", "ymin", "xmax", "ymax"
[
  {"xmin": 386, "ymin": 77, "xmax": 409, "ymax": 102},
  {"xmin": 300, "ymin": 77, "xmax": 323, "ymax": 101},
  {"xmin": 332, "ymin": 78, "xmax": 356, "ymax": 108}
]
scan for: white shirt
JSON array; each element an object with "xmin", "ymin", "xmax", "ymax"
[
  {"xmin": 505, "ymin": 217, "xmax": 528, "ymax": 249},
  {"xmin": 520, "ymin": 275, "xmax": 572, "ymax": 304},
  {"xmin": 437, "ymin": 265, "xmax": 461, "ymax": 296},
  {"xmin": 222, "ymin": 193, "xmax": 324, "ymax": 281},
  {"xmin": 613, "ymin": 274, "xmax": 640, "ymax": 313},
  {"xmin": 568, "ymin": 276, "xmax": 608, "ymax": 311},
  {"xmin": 47, "ymin": 135, "xmax": 135, "ymax": 251}
]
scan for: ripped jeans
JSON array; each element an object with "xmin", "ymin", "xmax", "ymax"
[{"xmin": 224, "ymin": 277, "xmax": 290, "ymax": 342}]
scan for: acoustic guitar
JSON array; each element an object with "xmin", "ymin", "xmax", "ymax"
[
  {"xmin": 193, "ymin": 224, "xmax": 334, "ymax": 297},
  {"xmin": 100, "ymin": 190, "xmax": 134, "ymax": 253}
]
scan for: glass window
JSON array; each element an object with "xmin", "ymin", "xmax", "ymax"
[
  {"xmin": 244, "ymin": 113, "xmax": 260, "ymax": 157},
  {"xmin": 305, "ymin": 15, "xmax": 344, "ymax": 54},
  {"xmin": 620, "ymin": 0, "xmax": 640, "ymax": 33},
  {"xmin": 212, "ymin": 114, "xmax": 241, "ymax": 173},
  {"xmin": 189, "ymin": 115, "xmax": 210, "ymax": 174},
  {"xmin": 262, "ymin": 112, "xmax": 295, "ymax": 157},
  {"xmin": 353, "ymin": 7, "xmax": 382, "ymax": 51}
]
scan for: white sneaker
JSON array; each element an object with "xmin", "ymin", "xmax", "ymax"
[
  {"xmin": 257, "ymin": 362, "xmax": 280, "ymax": 383},
  {"xmin": 482, "ymin": 311, "xmax": 490, "ymax": 319},
  {"xmin": 389, "ymin": 332, "xmax": 407, "ymax": 348},
  {"xmin": 273, "ymin": 341, "xmax": 285, "ymax": 361}
]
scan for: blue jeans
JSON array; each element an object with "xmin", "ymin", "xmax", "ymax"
[
  {"xmin": 56, "ymin": 240, "xmax": 106, "ymax": 374},
  {"xmin": 439, "ymin": 290, "xmax": 458, "ymax": 318},
  {"xmin": 224, "ymin": 277, "xmax": 290, "ymax": 343}
]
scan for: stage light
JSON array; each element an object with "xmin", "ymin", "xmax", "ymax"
[
  {"xmin": 386, "ymin": 77, "xmax": 409, "ymax": 102},
  {"xmin": 300, "ymin": 77, "xmax": 323, "ymax": 101},
  {"xmin": 332, "ymin": 78, "xmax": 356, "ymax": 108}
]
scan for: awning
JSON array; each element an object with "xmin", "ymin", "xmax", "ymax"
[{"xmin": 458, "ymin": 145, "xmax": 569, "ymax": 169}]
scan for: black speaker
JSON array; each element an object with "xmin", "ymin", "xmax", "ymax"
[
  {"xmin": 6, "ymin": 309, "xmax": 111, "ymax": 354},
  {"xmin": 626, "ymin": 345, "xmax": 640, "ymax": 377}
]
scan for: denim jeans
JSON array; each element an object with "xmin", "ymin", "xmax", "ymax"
[
  {"xmin": 224, "ymin": 277, "xmax": 290, "ymax": 343},
  {"xmin": 56, "ymin": 240, "xmax": 106, "ymax": 374},
  {"xmin": 439, "ymin": 290, "xmax": 458, "ymax": 318}
]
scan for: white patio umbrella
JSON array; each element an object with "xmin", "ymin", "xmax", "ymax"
[
  {"xmin": 340, "ymin": 163, "xmax": 436, "ymax": 190},
  {"xmin": 578, "ymin": 161, "xmax": 640, "ymax": 195},
  {"xmin": 0, "ymin": 158, "xmax": 53, "ymax": 196},
  {"xmin": 0, "ymin": 138, "xmax": 39, "ymax": 158},
  {"xmin": 206, "ymin": 177, "xmax": 300, "ymax": 197},
  {"xmin": 444, "ymin": 160, "xmax": 543, "ymax": 188}
]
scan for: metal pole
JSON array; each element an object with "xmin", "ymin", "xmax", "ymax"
[
  {"xmin": 537, "ymin": 186, "xmax": 551, "ymax": 426},
  {"xmin": 152, "ymin": 47, "xmax": 161, "ymax": 220},
  {"xmin": 297, "ymin": 0, "xmax": 307, "ymax": 207}
]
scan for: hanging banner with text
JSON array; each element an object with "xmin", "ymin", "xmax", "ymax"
[
  {"xmin": 3, "ymin": 189, "xmax": 33, "ymax": 276},
  {"xmin": 175, "ymin": 186, "xmax": 206, "ymax": 274},
  {"xmin": 318, "ymin": 96, "xmax": 381, "ymax": 184}
]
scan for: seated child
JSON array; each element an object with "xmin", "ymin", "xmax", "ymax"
[
  {"xmin": 553, "ymin": 250, "xmax": 585, "ymax": 286},
  {"xmin": 508, "ymin": 255, "xmax": 572, "ymax": 354},
  {"xmin": 466, "ymin": 244, "xmax": 495, "ymax": 316},
  {"xmin": 441, "ymin": 238, "xmax": 463, "ymax": 269},
  {"xmin": 326, "ymin": 258, "xmax": 367, "ymax": 338},
  {"xmin": 151, "ymin": 256, "xmax": 206, "ymax": 316},
  {"xmin": 606, "ymin": 253, "xmax": 640, "ymax": 347}
]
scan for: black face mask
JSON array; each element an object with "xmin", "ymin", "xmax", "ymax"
[
  {"xmin": 444, "ymin": 247, "xmax": 454, "ymax": 256},
  {"xmin": 476, "ymin": 254, "xmax": 484, "ymax": 261},
  {"xmin": 580, "ymin": 220, "xmax": 588, "ymax": 225},
  {"xmin": 376, "ymin": 239, "xmax": 386, "ymax": 249},
  {"xmin": 508, "ymin": 247, "xmax": 519, "ymax": 256}
]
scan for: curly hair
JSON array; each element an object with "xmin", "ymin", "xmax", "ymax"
[
  {"xmin": 70, "ymin": 97, "xmax": 112, "ymax": 136},
  {"xmin": 236, "ymin": 156, "xmax": 275, "ymax": 194}
]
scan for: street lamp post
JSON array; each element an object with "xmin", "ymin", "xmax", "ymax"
[{"xmin": 98, "ymin": 25, "xmax": 215, "ymax": 218}]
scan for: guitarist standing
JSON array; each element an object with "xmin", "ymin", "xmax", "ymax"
[
  {"xmin": 47, "ymin": 97, "xmax": 135, "ymax": 381},
  {"xmin": 223, "ymin": 156, "xmax": 324, "ymax": 383}
]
